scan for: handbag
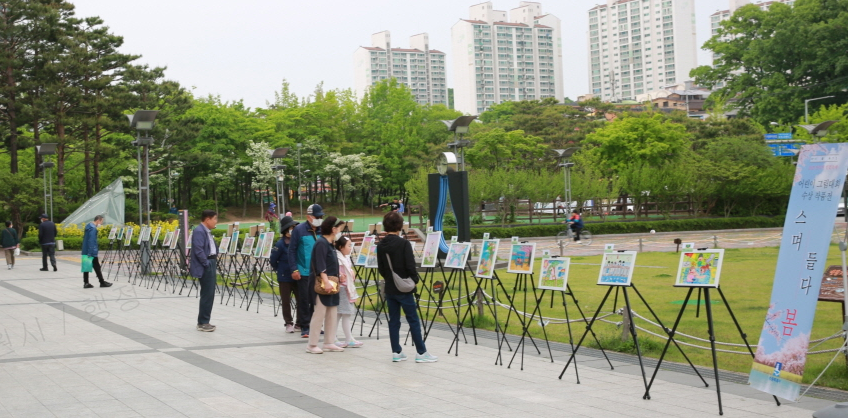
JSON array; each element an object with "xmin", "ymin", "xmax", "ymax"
[
  {"xmin": 14, "ymin": 248, "xmax": 20, "ymax": 256},
  {"xmin": 81, "ymin": 255, "xmax": 93, "ymax": 273},
  {"xmin": 314, "ymin": 275, "xmax": 340, "ymax": 295},
  {"xmin": 386, "ymin": 255, "xmax": 416, "ymax": 293}
]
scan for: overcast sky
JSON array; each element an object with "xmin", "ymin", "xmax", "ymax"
[{"xmin": 71, "ymin": 0, "xmax": 729, "ymax": 110}]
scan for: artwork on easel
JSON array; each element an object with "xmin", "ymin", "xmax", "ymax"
[
  {"xmin": 117, "ymin": 227, "xmax": 125, "ymax": 240},
  {"xmin": 507, "ymin": 243, "xmax": 536, "ymax": 274},
  {"xmin": 421, "ymin": 231, "xmax": 442, "ymax": 268},
  {"xmin": 365, "ymin": 243, "xmax": 378, "ymax": 268},
  {"xmin": 170, "ymin": 229, "xmax": 181, "ymax": 250},
  {"xmin": 108, "ymin": 227, "xmax": 118, "ymax": 240},
  {"xmin": 151, "ymin": 226, "xmax": 162, "ymax": 246},
  {"xmin": 229, "ymin": 231, "xmax": 240, "ymax": 255},
  {"xmin": 138, "ymin": 226, "xmax": 151, "ymax": 244},
  {"xmin": 241, "ymin": 236, "xmax": 255, "ymax": 255},
  {"xmin": 445, "ymin": 242, "xmax": 472, "ymax": 269},
  {"xmin": 538, "ymin": 257, "xmax": 570, "ymax": 291},
  {"xmin": 218, "ymin": 236, "xmax": 231, "ymax": 254},
  {"xmin": 253, "ymin": 233, "xmax": 265, "ymax": 257},
  {"xmin": 356, "ymin": 236, "xmax": 376, "ymax": 266},
  {"xmin": 260, "ymin": 232, "xmax": 275, "ymax": 258},
  {"xmin": 598, "ymin": 251, "xmax": 637, "ymax": 286},
  {"xmin": 186, "ymin": 231, "xmax": 193, "ymax": 249},
  {"xmin": 124, "ymin": 227, "xmax": 134, "ymax": 247},
  {"xmin": 675, "ymin": 249, "xmax": 724, "ymax": 288},
  {"xmin": 475, "ymin": 239, "xmax": 500, "ymax": 279},
  {"xmin": 161, "ymin": 231, "xmax": 174, "ymax": 248}
]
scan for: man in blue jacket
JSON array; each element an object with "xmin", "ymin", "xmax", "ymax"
[
  {"xmin": 288, "ymin": 204, "xmax": 323, "ymax": 338},
  {"xmin": 190, "ymin": 210, "xmax": 219, "ymax": 332},
  {"xmin": 81, "ymin": 215, "xmax": 113, "ymax": 289},
  {"xmin": 270, "ymin": 215, "xmax": 299, "ymax": 333}
]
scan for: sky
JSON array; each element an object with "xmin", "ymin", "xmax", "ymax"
[{"xmin": 71, "ymin": 0, "xmax": 731, "ymax": 110}]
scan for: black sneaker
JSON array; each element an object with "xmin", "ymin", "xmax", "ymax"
[
  {"xmin": 99, "ymin": 281, "xmax": 113, "ymax": 288},
  {"xmin": 84, "ymin": 283, "xmax": 93, "ymax": 289},
  {"xmin": 39, "ymin": 268, "xmax": 48, "ymax": 271},
  {"xmin": 53, "ymin": 266, "xmax": 57, "ymax": 271}
]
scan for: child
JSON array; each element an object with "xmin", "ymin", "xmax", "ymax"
[{"xmin": 334, "ymin": 236, "xmax": 363, "ymax": 348}]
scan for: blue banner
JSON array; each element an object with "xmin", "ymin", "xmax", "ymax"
[{"xmin": 749, "ymin": 144, "xmax": 848, "ymax": 400}]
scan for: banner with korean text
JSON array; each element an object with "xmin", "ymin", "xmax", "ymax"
[{"xmin": 749, "ymin": 143, "xmax": 848, "ymax": 400}]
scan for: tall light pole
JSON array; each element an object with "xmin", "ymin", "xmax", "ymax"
[
  {"xmin": 442, "ymin": 116, "xmax": 477, "ymax": 172},
  {"xmin": 36, "ymin": 143, "xmax": 57, "ymax": 220},
  {"xmin": 553, "ymin": 148, "xmax": 578, "ymax": 215},
  {"xmin": 805, "ymin": 96, "xmax": 834, "ymax": 123},
  {"xmin": 296, "ymin": 143, "xmax": 303, "ymax": 218},
  {"xmin": 269, "ymin": 147, "xmax": 290, "ymax": 218},
  {"xmin": 126, "ymin": 110, "xmax": 158, "ymax": 226}
]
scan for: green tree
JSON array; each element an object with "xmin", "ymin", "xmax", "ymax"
[{"xmin": 585, "ymin": 114, "xmax": 690, "ymax": 174}]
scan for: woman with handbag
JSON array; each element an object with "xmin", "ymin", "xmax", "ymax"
[
  {"xmin": 376, "ymin": 211, "xmax": 438, "ymax": 363},
  {"xmin": 306, "ymin": 216, "xmax": 347, "ymax": 354},
  {"xmin": 2, "ymin": 221, "xmax": 19, "ymax": 270}
]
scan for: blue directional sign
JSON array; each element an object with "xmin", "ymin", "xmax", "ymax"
[
  {"xmin": 765, "ymin": 133, "xmax": 779, "ymax": 140},
  {"xmin": 767, "ymin": 143, "xmax": 801, "ymax": 157},
  {"xmin": 777, "ymin": 132, "xmax": 793, "ymax": 140}
]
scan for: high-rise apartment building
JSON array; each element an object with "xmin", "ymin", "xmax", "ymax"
[
  {"xmin": 709, "ymin": 0, "xmax": 794, "ymax": 65},
  {"xmin": 451, "ymin": 1, "xmax": 563, "ymax": 115},
  {"xmin": 587, "ymin": 0, "xmax": 698, "ymax": 102},
  {"xmin": 353, "ymin": 31, "xmax": 448, "ymax": 106}
]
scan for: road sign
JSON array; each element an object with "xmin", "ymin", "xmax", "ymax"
[
  {"xmin": 767, "ymin": 143, "xmax": 800, "ymax": 157},
  {"xmin": 777, "ymin": 132, "xmax": 793, "ymax": 140},
  {"xmin": 765, "ymin": 133, "xmax": 778, "ymax": 140}
]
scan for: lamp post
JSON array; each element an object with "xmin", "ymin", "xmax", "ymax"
[
  {"xmin": 269, "ymin": 147, "xmax": 290, "ymax": 218},
  {"xmin": 296, "ymin": 143, "xmax": 303, "ymax": 218},
  {"xmin": 805, "ymin": 96, "xmax": 834, "ymax": 124},
  {"xmin": 126, "ymin": 110, "xmax": 159, "ymax": 226},
  {"xmin": 553, "ymin": 148, "xmax": 578, "ymax": 216},
  {"xmin": 36, "ymin": 143, "xmax": 58, "ymax": 220},
  {"xmin": 442, "ymin": 116, "xmax": 478, "ymax": 172}
]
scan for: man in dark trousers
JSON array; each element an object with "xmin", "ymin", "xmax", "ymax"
[
  {"xmin": 289, "ymin": 204, "xmax": 323, "ymax": 338},
  {"xmin": 37, "ymin": 214, "xmax": 58, "ymax": 271},
  {"xmin": 190, "ymin": 210, "xmax": 218, "ymax": 332},
  {"xmin": 81, "ymin": 215, "xmax": 113, "ymax": 289}
]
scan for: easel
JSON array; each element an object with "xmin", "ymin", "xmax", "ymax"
[
  {"xmin": 463, "ymin": 269, "xmax": 519, "ymax": 366},
  {"xmin": 503, "ymin": 272, "xmax": 545, "ymax": 368},
  {"xmin": 644, "ymin": 284, "xmax": 781, "ymax": 414},
  {"xmin": 446, "ymin": 261, "xmax": 479, "ymax": 356}
]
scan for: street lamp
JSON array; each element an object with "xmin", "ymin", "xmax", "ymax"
[
  {"xmin": 126, "ymin": 110, "xmax": 159, "ymax": 226},
  {"xmin": 36, "ymin": 143, "xmax": 57, "ymax": 220},
  {"xmin": 296, "ymin": 143, "xmax": 303, "ymax": 218},
  {"xmin": 269, "ymin": 147, "xmax": 290, "ymax": 218},
  {"xmin": 553, "ymin": 148, "xmax": 578, "ymax": 215},
  {"xmin": 805, "ymin": 96, "xmax": 834, "ymax": 123},
  {"xmin": 442, "ymin": 116, "xmax": 477, "ymax": 172}
]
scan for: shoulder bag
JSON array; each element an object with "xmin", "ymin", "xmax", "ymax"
[{"xmin": 386, "ymin": 254, "xmax": 416, "ymax": 293}]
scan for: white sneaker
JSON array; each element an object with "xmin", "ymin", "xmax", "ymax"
[
  {"xmin": 392, "ymin": 352, "xmax": 407, "ymax": 362},
  {"xmin": 415, "ymin": 352, "xmax": 438, "ymax": 363}
]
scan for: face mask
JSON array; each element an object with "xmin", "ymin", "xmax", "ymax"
[
  {"xmin": 312, "ymin": 219, "xmax": 322, "ymax": 228},
  {"xmin": 335, "ymin": 232, "xmax": 342, "ymax": 241}
]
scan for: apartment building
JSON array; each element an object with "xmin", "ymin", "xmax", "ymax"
[
  {"xmin": 452, "ymin": 1, "xmax": 564, "ymax": 115},
  {"xmin": 587, "ymin": 0, "xmax": 698, "ymax": 102},
  {"xmin": 353, "ymin": 31, "xmax": 448, "ymax": 106}
]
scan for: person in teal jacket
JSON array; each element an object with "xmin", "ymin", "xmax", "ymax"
[
  {"xmin": 288, "ymin": 204, "xmax": 323, "ymax": 338},
  {"xmin": 81, "ymin": 215, "xmax": 112, "ymax": 289}
]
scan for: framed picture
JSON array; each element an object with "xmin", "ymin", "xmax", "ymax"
[
  {"xmin": 138, "ymin": 226, "xmax": 150, "ymax": 245},
  {"xmin": 161, "ymin": 231, "xmax": 174, "ymax": 248},
  {"xmin": 219, "ymin": 236, "xmax": 231, "ymax": 254},
  {"xmin": 483, "ymin": 232, "xmax": 490, "ymax": 240},
  {"xmin": 261, "ymin": 232, "xmax": 275, "ymax": 258},
  {"xmin": 538, "ymin": 257, "xmax": 570, "ymax": 291},
  {"xmin": 229, "ymin": 231, "xmax": 240, "ymax": 255},
  {"xmin": 116, "ymin": 227, "xmax": 125, "ymax": 240},
  {"xmin": 675, "ymin": 249, "xmax": 724, "ymax": 288},
  {"xmin": 241, "ymin": 236, "xmax": 255, "ymax": 255},
  {"xmin": 124, "ymin": 227, "xmax": 134, "ymax": 247},
  {"xmin": 151, "ymin": 226, "xmax": 162, "ymax": 246},
  {"xmin": 604, "ymin": 244, "xmax": 615, "ymax": 253},
  {"xmin": 475, "ymin": 239, "xmax": 500, "ymax": 279},
  {"xmin": 450, "ymin": 236, "xmax": 458, "ymax": 244},
  {"xmin": 170, "ymin": 229, "xmax": 181, "ymax": 250},
  {"xmin": 186, "ymin": 231, "xmax": 193, "ymax": 249},
  {"xmin": 445, "ymin": 242, "xmax": 472, "ymax": 269},
  {"xmin": 421, "ymin": 231, "xmax": 442, "ymax": 268},
  {"xmin": 253, "ymin": 233, "xmax": 265, "ymax": 257},
  {"xmin": 598, "ymin": 251, "xmax": 637, "ymax": 286},
  {"xmin": 511, "ymin": 236, "xmax": 519, "ymax": 244},
  {"xmin": 365, "ymin": 243, "xmax": 378, "ymax": 268},
  {"xmin": 507, "ymin": 243, "xmax": 536, "ymax": 274},
  {"xmin": 108, "ymin": 227, "xmax": 118, "ymax": 240},
  {"xmin": 356, "ymin": 236, "xmax": 376, "ymax": 266}
]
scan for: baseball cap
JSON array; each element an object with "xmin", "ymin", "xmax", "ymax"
[{"xmin": 307, "ymin": 204, "xmax": 324, "ymax": 217}]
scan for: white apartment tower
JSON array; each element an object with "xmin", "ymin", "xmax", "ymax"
[
  {"xmin": 452, "ymin": 1, "xmax": 564, "ymax": 115},
  {"xmin": 587, "ymin": 0, "xmax": 698, "ymax": 102},
  {"xmin": 709, "ymin": 0, "xmax": 794, "ymax": 65},
  {"xmin": 353, "ymin": 31, "xmax": 448, "ymax": 106}
]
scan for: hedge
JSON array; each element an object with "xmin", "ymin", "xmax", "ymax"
[
  {"xmin": 439, "ymin": 216, "xmax": 786, "ymax": 239},
  {"xmin": 21, "ymin": 237, "xmax": 112, "ymax": 251}
]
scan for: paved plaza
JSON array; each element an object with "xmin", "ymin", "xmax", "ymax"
[{"xmin": 0, "ymin": 229, "xmax": 841, "ymax": 417}]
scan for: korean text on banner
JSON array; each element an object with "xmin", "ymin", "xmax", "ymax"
[{"xmin": 748, "ymin": 143, "xmax": 848, "ymax": 401}]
